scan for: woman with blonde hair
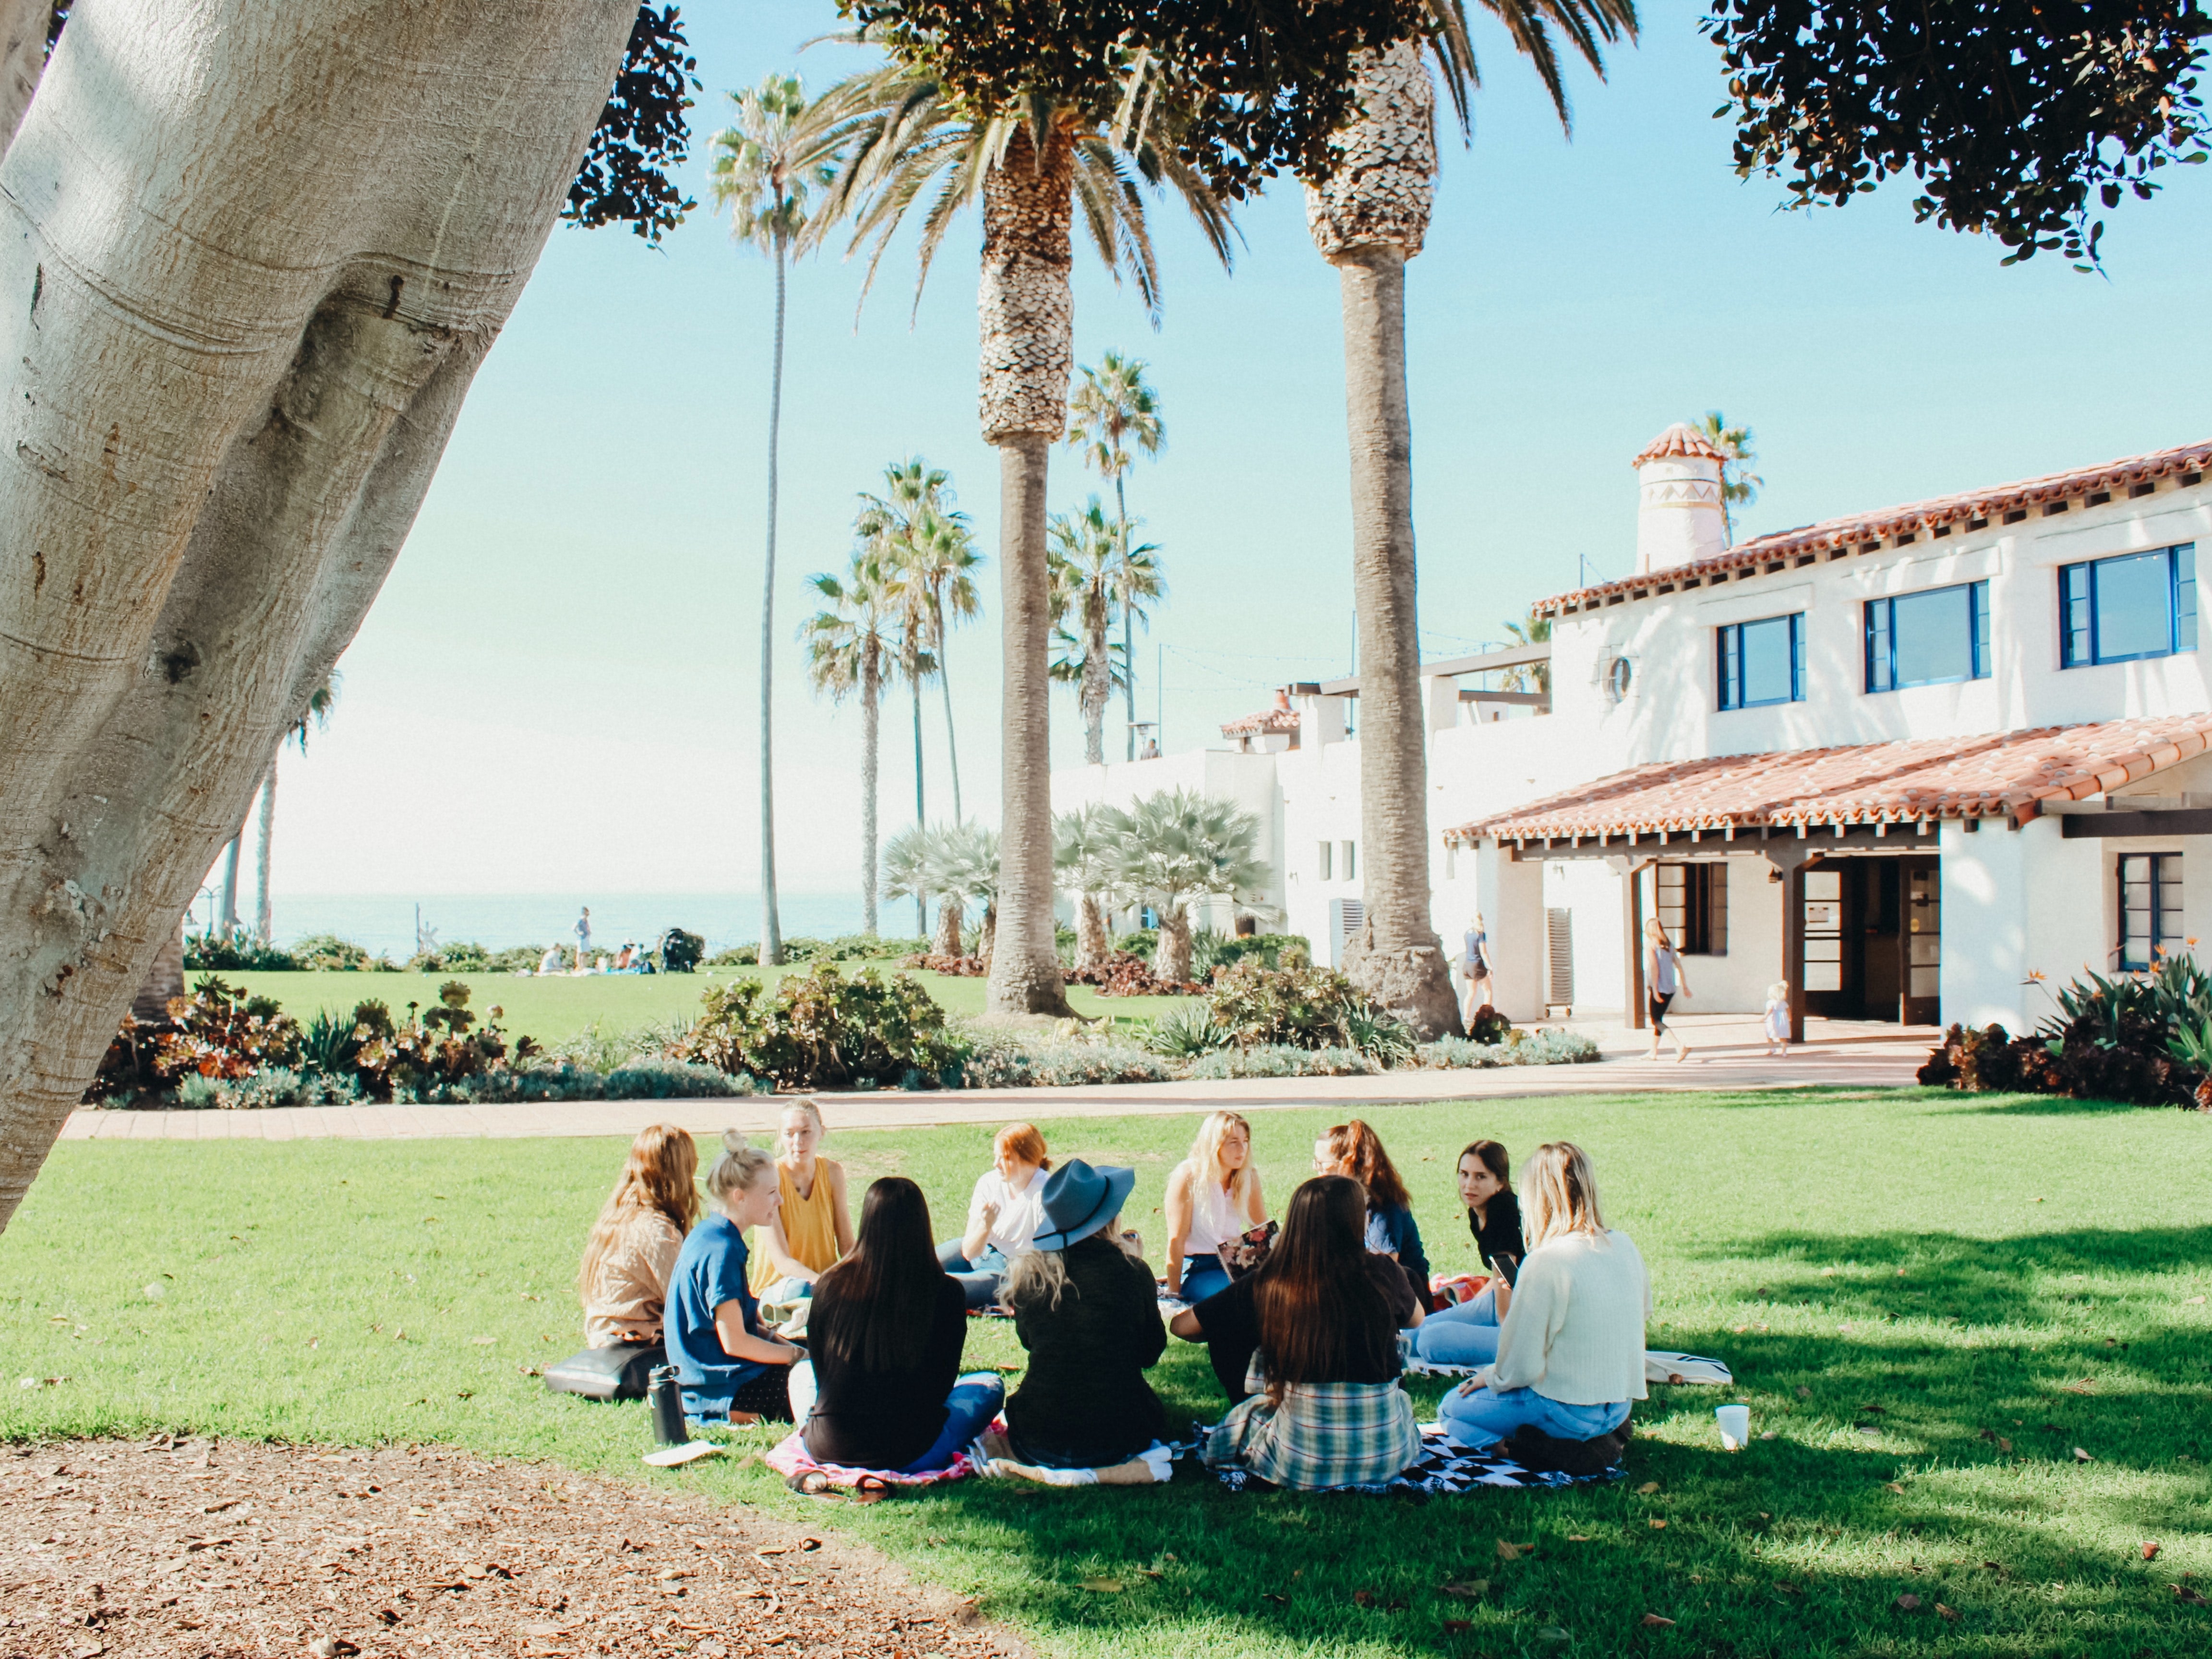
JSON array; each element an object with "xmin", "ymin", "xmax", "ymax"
[
  {"xmin": 937, "ymin": 1121, "xmax": 1052, "ymax": 1309},
  {"xmin": 748, "ymin": 1098, "xmax": 854, "ymax": 1304},
  {"xmin": 1644, "ymin": 914, "xmax": 1692, "ymax": 1062},
  {"xmin": 1438, "ymin": 1141, "xmax": 1648, "ymax": 1449},
  {"xmin": 1163, "ymin": 1110, "xmax": 1269, "ymax": 1304},
  {"xmin": 578, "ymin": 1124, "xmax": 699, "ymax": 1350},
  {"xmin": 665, "ymin": 1130, "xmax": 806, "ymax": 1422}
]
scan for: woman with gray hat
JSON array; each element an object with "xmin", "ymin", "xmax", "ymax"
[{"xmin": 999, "ymin": 1159, "xmax": 1169, "ymax": 1468}]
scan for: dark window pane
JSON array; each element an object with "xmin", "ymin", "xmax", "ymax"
[
  {"xmin": 1739, "ymin": 615, "xmax": 1795, "ymax": 704},
  {"xmin": 1890, "ymin": 586, "xmax": 1974, "ymax": 686},
  {"xmin": 2061, "ymin": 565, "xmax": 2091, "ymax": 667},
  {"xmin": 2092, "ymin": 550, "xmax": 2173, "ymax": 661}
]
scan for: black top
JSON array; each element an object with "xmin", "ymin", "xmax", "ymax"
[
  {"xmin": 1189, "ymin": 1255, "xmax": 1419, "ymax": 1404},
  {"xmin": 1468, "ymin": 1191, "xmax": 1526, "ymax": 1285},
  {"xmin": 801, "ymin": 1272, "xmax": 968, "ymax": 1470},
  {"xmin": 1005, "ymin": 1234, "xmax": 1168, "ymax": 1466}
]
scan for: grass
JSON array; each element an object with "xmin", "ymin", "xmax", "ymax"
[
  {"xmin": 5, "ymin": 1087, "xmax": 2210, "ymax": 1658},
  {"xmin": 227, "ymin": 967, "xmax": 1198, "ymax": 1046}
]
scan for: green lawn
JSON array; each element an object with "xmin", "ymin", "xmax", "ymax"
[
  {"xmin": 228, "ymin": 967, "xmax": 1197, "ymax": 1045},
  {"xmin": 5, "ymin": 1088, "xmax": 2210, "ymax": 1658}
]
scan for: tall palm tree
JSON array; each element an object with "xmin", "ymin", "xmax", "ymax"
[
  {"xmin": 252, "ymin": 674, "xmax": 337, "ymax": 944},
  {"xmin": 1693, "ymin": 409, "xmax": 1762, "ymax": 545},
  {"xmin": 1046, "ymin": 497, "xmax": 1161, "ymax": 764},
  {"xmin": 1307, "ymin": 1, "xmax": 1635, "ymax": 1038},
  {"xmin": 896, "ymin": 483, "xmax": 983, "ymax": 820},
  {"xmin": 1100, "ymin": 788, "xmax": 1273, "ymax": 984},
  {"xmin": 811, "ymin": 53, "xmax": 1234, "ymax": 1019},
  {"xmin": 856, "ymin": 459, "xmax": 961, "ymax": 866},
  {"xmin": 881, "ymin": 823, "xmax": 962, "ymax": 956},
  {"xmin": 708, "ymin": 72, "xmax": 846, "ymax": 968},
  {"xmin": 938, "ymin": 821, "xmax": 1002, "ymax": 968},
  {"xmin": 803, "ymin": 549, "xmax": 898, "ymax": 935},
  {"xmin": 1067, "ymin": 352, "xmax": 1166, "ymax": 759},
  {"xmin": 1054, "ymin": 803, "xmax": 1121, "ymax": 967}
]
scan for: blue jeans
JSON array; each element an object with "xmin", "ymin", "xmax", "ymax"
[
  {"xmin": 1439, "ymin": 1384, "xmax": 1631, "ymax": 1449},
  {"xmin": 1412, "ymin": 1283, "xmax": 1500, "ymax": 1368},
  {"xmin": 902, "ymin": 1372, "xmax": 1006, "ymax": 1472},
  {"xmin": 936, "ymin": 1240, "xmax": 1010, "ymax": 1310},
  {"xmin": 1177, "ymin": 1255, "xmax": 1230, "ymax": 1305}
]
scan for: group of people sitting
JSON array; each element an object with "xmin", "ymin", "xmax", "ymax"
[{"xmin": 576, "ymin": 1103, "xmax": 1648, "ymax": 1491}]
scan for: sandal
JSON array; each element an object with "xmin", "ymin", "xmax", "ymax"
[
  {"xmin": 850, "ymin": 1474, "xmax": 891, "ymax": 1505},
  {"xmin": 784, "ymin": 1470, "xmax": 840, "ymax": 1499}
]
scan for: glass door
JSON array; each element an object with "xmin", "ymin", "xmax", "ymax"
[{"xmin": 1903, "ymin": 859, "xmax": 1940, "ymax": 1025}]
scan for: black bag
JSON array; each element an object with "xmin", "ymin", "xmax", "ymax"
[
  {"xmin": 544, "ymin": 1343, "xmax": 664, "ymax": 1402},
  {"xmin": 1501, "ymin": 1418, "xmax": 1632, "ymax": 1478}
]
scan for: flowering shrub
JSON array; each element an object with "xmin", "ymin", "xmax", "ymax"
[
  {"xmin": 154, "ymin": 977, "xmax": 304, "ymax": 1080},
  {"xmin": 1064, "ymin": 950, "xmax": 1201, "ymax": 997},
  {"xmin": 351, "ymin": 982, "xmax": 538, "ymax": 1100},
  {"xmin": 679, "ymin": 963, "xmax": 960, "ymax": 1091},
  {"xmin": 1919, "ymin": 954, "xmax": 2212, "ymax": 1108}
]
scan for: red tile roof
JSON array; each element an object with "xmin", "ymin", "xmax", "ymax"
[
  {"xmin": 1539, "ymin": 437, "xmax": 2212, "ymax": 617},
  {"xmin": 1632, "ymin": 422, "xmax": 1727, "ymax": 468},
  {"xmin": 1222, "ymin": 704, "xmax": 1301, "ymax": 737},
  {"xmin": 1445, "ymin": 713, "xmax": 2212, "ymax": 844}
]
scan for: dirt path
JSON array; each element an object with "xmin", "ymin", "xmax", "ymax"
[{"xmin": 0, "ymin": 1436, "xmax": 1027, "ymax": 1659}]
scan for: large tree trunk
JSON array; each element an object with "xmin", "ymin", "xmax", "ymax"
[
  {"xmin": 860, "ymin": 644, "xmax": 880, "ymax": 936},
  {"xmin": 0, "ymin": 0, "xmax": 640, "ymax": 1235},
  {"xmin": 933, "ymin": 893, "xmax": 964, "ymax": 960},
  {"xmin": 252, "ymin": 756, "xmax": 276, "ymax": 943},
  {"xmin": 1081, "ymin": 592, "xmax": 1107, "ymax": 765},
  {"xmin": 1308, "ymin": 45, "xmax": 1460, "ymax": 1041},
  {"xmin": 909, "ymin": 649, "xmax": 926, "ymax": 938},
  {"xmin": 980, "ymin": 122, "xmax": 1076, "ymax": 1019},
  {"xmin": 0, "ymin": 0, "xmax": 48, "ymax": 151},
  {"xmin": 980, "ymin": 900, "xmax": 997, "ymax": 974},
  {"xmin": 758, "ymin": 243, "xmax": 787, "ymax": 966},
  {"xmin": 1076, "ymin": 892, "xmax": 1109, "ymax": 967},
  {"xmin": 1154, "ymin": 903, "xmax": 1193, "ymax": 985}
]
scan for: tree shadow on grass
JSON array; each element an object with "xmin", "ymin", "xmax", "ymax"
[{"xmin": 847, "ymin": 1228, "xmax": 2212, "ymax": 1658}]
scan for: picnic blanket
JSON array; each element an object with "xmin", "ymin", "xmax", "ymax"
[
  {"xmin": 1402, "ymin": 1349, "xmax": 1734, "ymax": 1387},
  {"xmin": 763, "ymin": 1431, "xmax": 980, "ymax": 1491},
  {"xmin": 1199, "ymin": 1423, "xmax": 1626, "ymax": 1495}
]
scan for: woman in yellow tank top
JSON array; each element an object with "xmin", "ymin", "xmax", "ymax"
[{"xmin": 749, "ymin": 1099, "xmax": 854, "ymax": 1301}]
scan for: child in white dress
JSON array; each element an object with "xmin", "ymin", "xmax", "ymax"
[{"xmin": 1763, "ymin": 981, "xmax": 1791, "ymax": 1057}]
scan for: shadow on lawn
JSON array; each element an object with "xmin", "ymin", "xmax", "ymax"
[{"xmin": 841, "ymin": 1226, "xmax": 2212, "ymax": 1657}]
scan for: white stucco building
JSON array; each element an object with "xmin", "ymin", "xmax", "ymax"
[{"xmin": 1052, "ymin": 427, "xmax": 2212, "ymax": 1038}]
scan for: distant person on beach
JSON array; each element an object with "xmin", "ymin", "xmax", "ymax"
[
  {"xmin": 574, "ymin": 906, "xmax": 592, "ymax": 972},
  {"xmin": 537, "ymin": 947, "xmax": 563, "ymax": 976}
]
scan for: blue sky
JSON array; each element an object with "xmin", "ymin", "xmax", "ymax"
[{"xmin": 261, "ymin": 2, "xmax": 2212, "ymax": 908}]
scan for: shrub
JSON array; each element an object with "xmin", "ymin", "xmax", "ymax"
[
  {"xmin": 1919, "ymin": 957, "xmax": 2212, "ymax": 1108},
  {"xmin": 707, "ymin": 944, "xmax": 759, "ymax": 967},
  {"xmin": 1418, "ymin": 1029, "xmax": 1599, "ymax": 1069},
  {"xmin": 1064, "ymin": 950, "xmax": 1199, "ymax": 997},
  {"xmin": 1113, "ymin": 928, "xmax": 1158, "ymax": 960},
  {"xmin": 955, "ymin": 1027, "xmax": 1175, "ymax": 1089},
  {"xmin": 174, "ymin": 1067, "xmax": 363, "ymax": 1110},
  {"xmin": 293, "ymin": 933, "xmax": 399, "ymax": 972},
  {"xmin": 1146, "ymin": 1002, "xmax": 1230, "ymax": 1058},
  {"xmin": 183, "ymin": 926, "xmax": 301, "ymax": 971},
  {"xmin": 351, "ymin": 981, "xmax": 540, "ymax": 1100},
  {"xmin": 677, "ymin": 963, "xmax": 959, "ymax": 1091},
  {"xmin": 1338, "ymin": 1000, "xmax": 1416, "ymax": 1066},
  {"xmin": 1198, "ymin": 932, "xmax": 1312, "ymax": 975},
  {"xmin": 1207, "ymin": 961, "xmax": 1367, "ymax": 1050},
  {"xmin": 603, "ymin": 1057, "xmax": 757, "ymax": 1098},
  {"xmin": 783, "ymin": 934, "xmax": 929, "ymax": 963},
  {"xmin": 154, "ymin": 976, "xmax": 304, "ymax": 1080},
  {"xmin": 1186, "ymin": 1045, "xmax": 1379, "ymax": 1080},
  {"xmin": 542, "ymin": 1018, "xmax": 686, "ymax": 1074},
  {"xmin": 903, "ymin": 951, "xmax": 987, "ymax": 977}
]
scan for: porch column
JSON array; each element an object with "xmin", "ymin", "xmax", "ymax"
[
  {"xmin": 1759, "ymin": 842, "xmax": 1817, "ymax": 1045},
  {"xmin": 1607, "ymin": 854, "xmax": 1653, "ymax": 1029}
]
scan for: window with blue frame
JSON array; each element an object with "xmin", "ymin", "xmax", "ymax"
[
  {"xmin": 2118, "ymin": 852, "xmax": 2183, "ymax": 971},
  {"xmin": 2060, "ymin": 543, "xmax": 2197, "ymax": 667},
  {"xmin": 1717, "ymin": 613, "xmax": 1803, "ymax": 710},
  {"xmin": 1865, "ymin": 580, "xmax": 1990, "ymax": 691}
]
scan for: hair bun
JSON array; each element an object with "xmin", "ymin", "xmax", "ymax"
[{"xmin": 721, "ymin": 1129, "xmax": 749, "ymax": 1153}]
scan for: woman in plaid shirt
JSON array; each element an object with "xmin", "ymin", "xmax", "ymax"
[{"xmin": 1190, "ymin": 1176, "xmax": 1426, "ymax": 1490}]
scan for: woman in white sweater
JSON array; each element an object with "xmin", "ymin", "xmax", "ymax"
[{"xmin": 1437, "ymin": 1141, "xmax": 1647, "ymax": 1448}]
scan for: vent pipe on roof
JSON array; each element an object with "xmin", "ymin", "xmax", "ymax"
[{"xmin": 1633, "ymin": 422, "xmax": 1728, "ymax": 576}]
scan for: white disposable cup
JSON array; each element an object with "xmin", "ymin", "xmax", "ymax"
[{"xmin": 1716, "ymin": 1404, "xmax": 1751, "ymax": 1450}]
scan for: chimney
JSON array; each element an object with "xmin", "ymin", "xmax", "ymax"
[{"xmin": 1633, "ymin": 422, "xmax": 1727, "ymax": 575}]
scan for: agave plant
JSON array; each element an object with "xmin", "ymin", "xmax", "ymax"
[
  {"xmin": 1145, "ymin": 1001, "xmax": 1229, "ymax": 1058},
  {"xmin": 1336, "ymin": 999, "xmax": 1417, "ymax": 1067}
]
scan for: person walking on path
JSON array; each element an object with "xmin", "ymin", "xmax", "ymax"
[
  {"xmin": 574, "ymin": 906, "xmax": 593, "ymax": 974},
  {"xmin": 1643, "ymin": 915, "xmax": 1692, "ymax": 1063},
  {"xmin": 1460, "ymin": 914, "xmax": 1494, "ymax": 1022}
]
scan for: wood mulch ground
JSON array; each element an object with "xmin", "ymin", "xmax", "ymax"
[{"xmin": 0, "ymin": 1436, "xmax": 1028, "ymax": 1659}]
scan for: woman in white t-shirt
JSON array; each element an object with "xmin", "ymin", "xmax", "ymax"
[
  {"xmin": 1163, "ymin": 1110, "xmax": 1269, "ymax": 1304},
  {"xmin": 1643, "ymin": 916, "xmax": 1692, "ymax": 1063},
  {"xmin": 1438, "ymin": 1141, "xmax": 1649, "ymax": 1450},
  {"xmin": 934, "ymin": 1122, "xmax": 1051, "ymax": 1309}
]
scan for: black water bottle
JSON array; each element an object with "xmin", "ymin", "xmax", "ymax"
[{"xmin": 647, "ymin": 1365, "xmax": 689, "ymax": 1447}]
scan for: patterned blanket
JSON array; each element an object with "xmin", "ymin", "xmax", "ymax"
[
  {"xmin": 1197, "ymin": 1423, "xmax": 1627, "ymax": 1495},
  {"xmin": 763, "ymin": 1431, "xmax": 979, "ymax": 1491}
]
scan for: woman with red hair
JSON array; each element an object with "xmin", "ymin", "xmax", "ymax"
[{"xmin": 936, "ymin": 1122, "xmax": 1053, "ymax": 1309}]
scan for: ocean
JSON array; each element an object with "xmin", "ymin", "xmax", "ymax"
[{"xmin": 249, "ymin": 893, "xmax": 877, "ymax": 961}]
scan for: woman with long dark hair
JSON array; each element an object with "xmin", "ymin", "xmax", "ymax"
[
  {"xmin": 1411, "ymin": 1139, "xmax": 1524, "ymax": 1369},
  {"xmin": 1192, "ymin": 1175, "xmax": 1425, "ymax": 1489},
  {"xmin": 1314, "ymin": 1118, "xmax": 1432, "ymax": 1307},
  {"xmin": 789, "ymin": 1177, "xmax": 1003, "ymax": 1473}
]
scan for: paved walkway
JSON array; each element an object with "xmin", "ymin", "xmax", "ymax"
[{"xmin": 60, "ymin": 1014, "xmax": 1936, "ymax": 1143}]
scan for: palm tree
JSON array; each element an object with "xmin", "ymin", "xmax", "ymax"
[
  {"xmin": 897, "ymin": 488, "xmax": 983, "ymax": 819},
  {"xmin": 812, "ymin": 53, "xmax": 1234, "ymax": 1019},
  {"xmin": 1067, "ymin": 352, "xmax": 1166, "ymax": 759},
  {"xmin": 1501, "ymin": 612, "xmax": 1551, "ymax": 695},
  {"xmin": 252, "ymin": 674, "xmax": 338, "ymax": 944},
  {"xmin": 707, "ymin": 72, "xmax": 846, "ymax": 968},
  {"xmin": 938, "ymin": 821, "xmax": 1002, "ymax": 968},
  {"xmin": 1054, "ymin": 803, "xmax": 1121, "ymax": 967},
  {"xmin": 1047, "ymin": 497, "xmax": 1162, "ymax": 764},
  {"xmin": 803, "ymin": 549, "xmax": 898, "ymax": 935},
  {"xmin": 1100, "ymin": 789, "xmax": 1273, "ymax": 984},
  {"xmin": 1693, "ymin": 409, "xmax": 1762, "ymax": 545},
  {"xmin": 882, "ymin": 823, "xmax": 962, "ymax": 956},
  {"xmin": 1307, "ymin": 1, "xmax": 1635, "ymax": 1039},
  {"xmin": 856, "ymin": 459, "xmax": 960, "ymax": 873}
]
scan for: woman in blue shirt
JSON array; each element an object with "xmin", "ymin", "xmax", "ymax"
[{"xmin": 666, "ymin": 1130, "xmax": 805, "ymax": 1422}]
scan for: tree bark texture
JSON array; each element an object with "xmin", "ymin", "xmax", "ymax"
[
  {"xmin": 1155, "ymin": 903, "xmax": 1193, "ymax": 985},
  {"xmin": 860, "ymin": 643, "xmax": 879, "ymax": 935},
  {"xmin": 1076, "ymin": 892, "xmax": 1109, "ymax": 967},
  {"xmin": 217, "ymin": 832, "xmax": 242, "ymax": 932},
  {"xmin": 909, "ymin": 650, "xmax": 926, "ymax": 938},
  {"xmin": 933, "ymin": 893, "xmax": 964, "ymax": 959},
  {"xmin": 1081, "ymin": 588, "xmax": 1107, "ymax": 766},
  {"xmin": 980, "ymin": 121, "xmax": 1075, "ymax": 1019},
  {"xmin": 0, "ymin": 0, "xmax": 48, "ymax": 153},
  {"xmin": 1308, "ymin": 44, "xmax": 1458, "ymax": 1042},
  {"xmin": 0, "ymin": 0, "xmax": 641, "ymax": 1234},
  {"xmin": 758, "ymin": 243, "xmax": 787, "ymax": 966},
  {"xmin": 1117, "ymin": 473, "xmax": 1135, "ymax": 761},
  {"xmin": 979, "ymin": 900, "xmax": 997, "ymax": 974},
  {"xmin": 253, "ymin": 756, "xmax": 276, "ymax": 943}
]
